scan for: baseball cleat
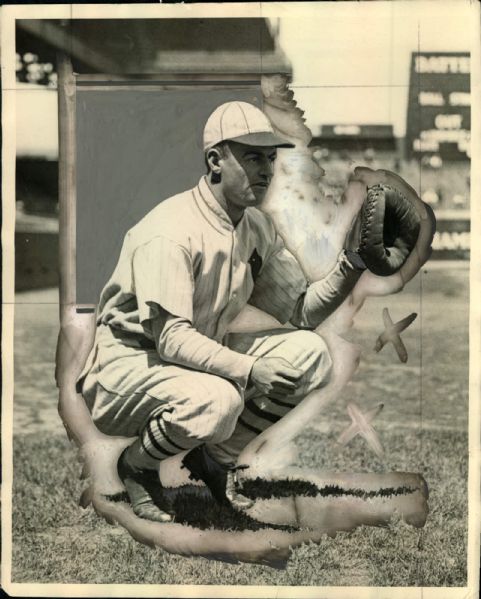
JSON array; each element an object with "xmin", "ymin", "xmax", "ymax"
[
  {"xmin": 117, "ymin": 448, "xmax": 173, "ymax": 523},
  {"xmin": 181, "ymin": 445, "xmax": 254, "ymax": 510}
]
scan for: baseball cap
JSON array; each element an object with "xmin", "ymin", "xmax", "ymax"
[{"xmin": 203, "ymin": 101, "xmax": 295, "ymax": 151}]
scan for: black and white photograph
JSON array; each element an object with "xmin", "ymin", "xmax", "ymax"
[{"xmin": 2, "ymin": 2, "xmax": 480, "ymax": 597}]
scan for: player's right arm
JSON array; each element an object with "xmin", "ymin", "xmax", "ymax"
[
  {"xmin": 132, "ymin": 235, "xmax": 300, "ymax": 398},
  {"xmin": 248, "ymin": 356, "xmax": 303, "ymax": 400},
  {"xmin": 151, "ymin": 313, "xmax": 302, "ymax": 399}
]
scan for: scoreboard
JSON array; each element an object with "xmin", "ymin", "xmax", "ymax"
[{"xmin": 405, "ymin": 52, "xmax": 470, "ymax": 161}]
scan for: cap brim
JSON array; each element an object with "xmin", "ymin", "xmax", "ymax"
[{"xmin": 229, "ymin": 131, "xmax": 295, "ymax": 149}]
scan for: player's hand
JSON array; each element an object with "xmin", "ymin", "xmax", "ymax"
[{"xmin": 249, "ymin": 357, "xmax": 303, "ymax": 400}]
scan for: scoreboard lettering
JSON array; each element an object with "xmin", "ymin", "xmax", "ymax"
[
  {"xmin": 430, "ymin": 212, "xmax": 470, "ymax": 260},
  {"xmin": 414, "ymin": 54, "xmax": 470, "ymax": 75},
  {"xmin": 406, "ymin": 52, "xmax": 470, "ymax": 161}
]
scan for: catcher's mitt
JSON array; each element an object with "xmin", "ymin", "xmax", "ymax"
[{"xmin": 352, "ymin": 183, "xmax": 422, "ymax": 277}]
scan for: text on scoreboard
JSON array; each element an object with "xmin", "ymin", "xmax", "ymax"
[{"xmin": 406, "ymin": 52, "xmax": 470, "ymax": 161}]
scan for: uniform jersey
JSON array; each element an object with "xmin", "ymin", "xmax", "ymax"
[
  {"xmin": 96, "ymin": 175, "xmax": 308, "ymax": 345},
  {"xmin": 79, "ymin": 176, "xmax": 359, "ymax": 460}
]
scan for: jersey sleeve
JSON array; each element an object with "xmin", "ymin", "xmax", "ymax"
[
  {"xmin": 132, "ymin": 236, "xmax": 194, "ymax": 326},
  {"xmin": 290, "ymin": 250, "xmax": 364, "ymax": 329},
  {"xmin": 248, "ymin": 228, "xmax": 308, "ymax": 324},
  {"xmin": 150, "ymin": 311, "xmax": 257, "ymax": 392}
]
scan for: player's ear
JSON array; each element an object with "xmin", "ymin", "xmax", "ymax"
[{"xmin": 206, "ymin": 146, "xmax": 223, "ymax": 183}]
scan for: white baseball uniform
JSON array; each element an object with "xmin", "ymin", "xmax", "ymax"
[{"xmin": 79, "ymin": 176, "xmax": 362, "ymax": 464}]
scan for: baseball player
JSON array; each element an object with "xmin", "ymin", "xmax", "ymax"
[{"xmin": 78, "ymin": 101, "xmax": 367, "ymax": 522}]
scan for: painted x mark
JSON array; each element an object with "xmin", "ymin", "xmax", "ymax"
[
  {"xmin": 337, "ymin": 402, "xmax": 384, "ymax": 459},
  {"xmin": 374, "ymin": 308, "xmax": 417, "ymax": 363}
]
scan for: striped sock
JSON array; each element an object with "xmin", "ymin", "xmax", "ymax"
[{"xmin": 127, "ymin": 409, "xmax": 193, "ymax": 471}]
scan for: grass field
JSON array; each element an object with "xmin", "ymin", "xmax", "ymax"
[{"xmin": 10, "ymin": 265, "xmax": 469, "ymax": 586}]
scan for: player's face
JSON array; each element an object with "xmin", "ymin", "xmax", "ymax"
[{"xmin": 221, "ymin": 141, "xmax": 277, "ymax": 209}]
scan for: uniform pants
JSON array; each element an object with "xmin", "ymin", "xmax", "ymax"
[{"xmin": 81, "ymin": 325, "xmax": 333, "ymax": 466}]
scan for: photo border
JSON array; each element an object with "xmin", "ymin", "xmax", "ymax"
[{"xmin": 2, "ymin": 3, "xmax": 480, "ymax": 598}]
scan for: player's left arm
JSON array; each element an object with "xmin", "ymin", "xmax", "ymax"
[
  {"xmin": 248, "ymin": 219, "xmax": 365, "ymax": 330},
  {"xmin": 289, "ymin": 249, "xmax": 365, "ymax": 329},
  {"xmin": 251, "ymin": 174, "xmax": 426, "ymax": 329}
]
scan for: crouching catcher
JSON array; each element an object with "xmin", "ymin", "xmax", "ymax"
[{"xmin": 78, "ymin": 102, "xmax": 419, "ymax": 522}]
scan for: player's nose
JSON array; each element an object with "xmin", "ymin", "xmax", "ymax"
[{"xmin": 259, "ymin": 156, "xmax": 274, "ymax": 179}]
